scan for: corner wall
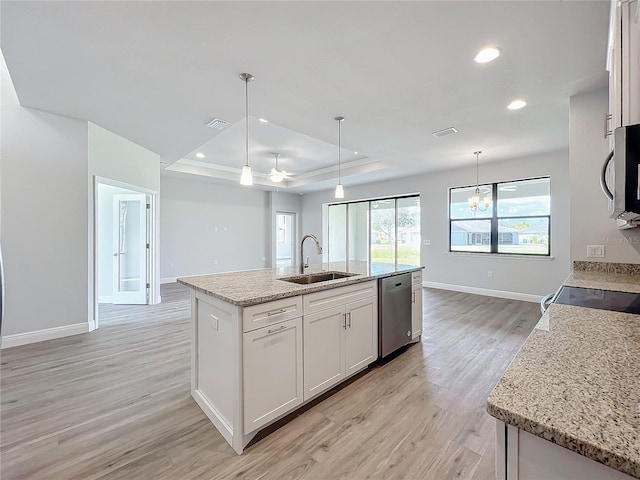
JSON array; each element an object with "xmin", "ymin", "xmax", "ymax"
[
  {"xmin": 569, "ymin": 88, "xmax": 640, "ymax": 263},
  {"xmin": 301, "ymin": 150, "xmax": 571, "ymax": 299},
  {"xmin": 1, "ymin": 57, "xmax": 90, "ymax": 343}
]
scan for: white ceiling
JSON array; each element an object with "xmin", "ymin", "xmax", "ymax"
[{"xmin": 1, "ymin": 1, "xmax": 610, "ymax": 193}]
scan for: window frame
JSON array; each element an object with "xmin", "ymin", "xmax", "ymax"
[{"xmin": 448, "ymin": 176, "xmax": 551, "ymax": 257}]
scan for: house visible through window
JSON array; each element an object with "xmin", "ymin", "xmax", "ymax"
[{"xmin": 449, "ymin": 177, "xmax": 551, "ymax": 256}]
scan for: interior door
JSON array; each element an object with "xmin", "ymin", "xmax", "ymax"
[
  {"xmin": 275, "ymin": 212, "xmax": 295, "ymax": 268},
  {"xmin": 112, "ymin": 194, "xmax": 148, "ymax": 304}
]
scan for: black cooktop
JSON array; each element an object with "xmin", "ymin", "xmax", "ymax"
[{"xmin": 554, "ymin": 286, "xmax": 640, "ymax": 315}]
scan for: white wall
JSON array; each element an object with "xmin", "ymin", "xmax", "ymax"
[
  {"xmin": 569, "ymin": 88, "xmax": 640, "ymax": 263},
  {"xmin": 301, "ymin": 150, "xmax": 571, "ymax": 297},
  {"xmin": 161, "ymin": 176, "xmax": 303, "ymax": 279},
  {"xmin": 88, "ymin": 123, "xmax": 161, "ymax": 307},
  {"xmin": 1, "ymin": 57, "xmax": 90, "ymax": 339},
  {"xmin": 97, "ymin": 184, "xmax": 139, "ymax": 302}
]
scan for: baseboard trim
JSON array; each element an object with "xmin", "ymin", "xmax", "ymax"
[
  {"xmin": 161, "ymin": 277, "xmax": 177, "ymax": 284},
  {"xmin": 422, "ymin": 281, "xmax": 542, "ymax": 304},
  {"xmin": 98, "ymin": 295, "xmax": 113, "ymax": 303},
  {"xmin": 1, "ymin": 322, "xmax": 92, "ymax": 349}
]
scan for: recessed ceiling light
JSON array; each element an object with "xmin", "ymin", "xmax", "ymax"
[
  {"xmin": 195, "ymin": 152, "xmax": 205, "ymax": 159},
  {"xmin": 507, "ymin": 99, "xmax": 527, "ymax": 110},
  {"xmin": 354, "ymin": 151, "xmax": 358, "ymax": 154},
  {"xmin": 474, "ymin": 47, "xmax": 501, "ymax": 64},
  {"xmin": 259, "ymin": 118, "xmax": 269, "ymax": 123}
]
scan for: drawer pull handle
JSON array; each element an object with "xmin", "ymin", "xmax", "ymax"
[
  {"xmin": 267, "ymin": 309, "xmax": 287, "ymax": 316},
  {"xmin": 267, "ymin": 325, "xmax": 287, "ymax": 334}
]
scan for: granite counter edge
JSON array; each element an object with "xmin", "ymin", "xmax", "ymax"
[
  {"xmin": 177, "ymin": 266, "xmax": 423, "ymax": 307},
  {"xmin": 485, "ymin": 398, "xmax": 639, "ymax": 478}
]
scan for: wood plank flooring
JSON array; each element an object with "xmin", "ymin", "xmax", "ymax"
[{"xmin": 1, "ymin": 285, "xmax": 540, "ymax": 480}]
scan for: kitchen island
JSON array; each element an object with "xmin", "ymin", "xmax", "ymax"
[
  {"xmin": 178, "ymin": 261, "xmax": 423, "ymax": 454},
  {"xmin": 487, "ymin": 262, "xmax": 640, "ymax": 480}
]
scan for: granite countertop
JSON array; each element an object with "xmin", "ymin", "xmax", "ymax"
[
  {"xmin": 564, "ymin": 270, "xmax": 640, "ymax": 294},
  {"xmin": 177, "ymin": 261, "xmax": 423, "ymax": 306},
  {"xmin": 487, "ymin": 266, "xmax": 640, "ymax": 478}
]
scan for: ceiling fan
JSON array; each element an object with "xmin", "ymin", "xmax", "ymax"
[{"xmin": 269, "ymin": 153, "xmax": 294, "ymax": 183}]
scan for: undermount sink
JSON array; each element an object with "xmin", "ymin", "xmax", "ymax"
[{"xmin": 279, "ymin": 271, "xmax": 357, "ymax": 285}]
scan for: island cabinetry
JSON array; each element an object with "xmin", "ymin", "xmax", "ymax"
[
  {"xmin": 495, "ymin": 420, "xmax": 635, "ymax": 480},
  {"xmin": 243, "ymin": 317, "xmax": 303, "ymax": 434},
  {"xmin": 242, "ymin": 296, "xmax": 302, "ymax": 332},
  {"xmin": 303, "ymin": 282, "xmax": 377, "ymax": 401},
  {"xmin": 411, "ymin": 270, "xmax": 423, "ymax": 340}
]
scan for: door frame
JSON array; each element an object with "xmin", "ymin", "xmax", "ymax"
[{"xmin": 93, "ymin": 176, "xmax": 159, "ymax": 328}]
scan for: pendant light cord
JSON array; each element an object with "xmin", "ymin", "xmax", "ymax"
[
  {"xmin": 338, "ymin": 120, "xmax": 342, "ymax": 182},
  {"xmin": 245, "ymin": 78, "xmax": 249, "ymax": 168}
]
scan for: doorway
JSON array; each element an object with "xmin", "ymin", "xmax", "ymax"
[
  {"xmin": 95, "ymin": 178, "xmax": 157, "ymax": 327},
  {"xmin": 275, "ymin": 212, "xmax": 296, "ymax": 268}
]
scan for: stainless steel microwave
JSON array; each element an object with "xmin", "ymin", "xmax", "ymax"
[{"xmin": 601, "ymin": 123, "xmax": 640, "ymax": 227}]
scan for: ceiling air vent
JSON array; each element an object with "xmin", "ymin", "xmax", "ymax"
[
  {"xmin": 431, "ymin": 127, "xmax": 458, "ymax": 138},
  {"xmin": 206, "ymin": 118, "xmax": 230, "ymax": 129}
]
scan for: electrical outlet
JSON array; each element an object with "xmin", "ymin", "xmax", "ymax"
[
  {"xmin": 214, "ymin": 259, "xmax": 218, "ymax": 265},
  {"xmin": 487, "ymin": 271, "xmax": 493, "ymax": 278},
  {"xmin": 423, "ymin": 240, "xmax": 431, "ymax": 246},
  {"xmin": 586, "ymin": 245, "xmax": 605, "ymax": 258},
  {"xmin": 169, "ymin": 262, "xmax": 174, "ymax": 269},
  {"xmin": 209, "ymin": 314, "xmax": 219, "ymax": 331}
]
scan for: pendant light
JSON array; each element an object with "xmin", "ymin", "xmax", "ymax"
[
  {"xmin": 334, "ymin": 116, "xmax": 345, "ymax": 199},
  {"xmin": 239, "ymin": 73, "xmax": 254, "ymax": 186},
  {"xmin": 468, "ymin": 151, "xmax": 491, "ymax": 212}
]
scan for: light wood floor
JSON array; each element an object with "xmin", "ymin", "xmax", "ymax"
[{"xmin": 1, "ymin": 285, "xmax": 540, "ymax": 480}]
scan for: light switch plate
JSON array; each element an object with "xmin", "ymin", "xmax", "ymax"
[
  {"xmin": 423, "ymin": 240, "xmax": 431, "ymax": 246},
  {"xmin": 586, "ymin": 245, "xmax": 605, "ymax": 258}
]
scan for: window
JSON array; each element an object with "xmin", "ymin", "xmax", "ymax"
[
  {"xmin": 326, "ymin": 195, "xmax": 420, "ymax": 269},
  {"xmin": 449, "ymin": 177, "xmax": 550, "ymax": 256}
]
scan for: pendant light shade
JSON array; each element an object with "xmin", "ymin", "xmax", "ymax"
[
  {"xmin": 239, "ymin": 73, "xmax": 254, "ymax": 186},
  {"xmin": 240, "ymin": 165, "xmax": 253, "ymax": 186},
  {"xmin": 335, "ymin": 116, "xmax": 345, "ymax": 199}
]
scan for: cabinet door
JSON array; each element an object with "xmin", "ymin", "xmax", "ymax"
[
  {"xmin": 303, "ymin": 306, "xmax": 345, "ymax": 401},
  {"xmin": 345, "ymin": 297, "xmax": 377, "ymax": 377},
  {"xmin": 411, "ymin": 285, "xmax": 423, "ymax": 339},
  {"xmin": 243, "ymin": 317, "xmax": 303, "ymax": 434},
  {"xmin": 623, "ymin": 0, "xmax": 639, "ymax": 126}
]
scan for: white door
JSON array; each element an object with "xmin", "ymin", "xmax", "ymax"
[
  {"xmin": 275, "ymin": 212, "xmax": 295, "ymax": 268},
  {"xmin": 112, "ymin": 194, "xmax": 148, "ymax": 304}
]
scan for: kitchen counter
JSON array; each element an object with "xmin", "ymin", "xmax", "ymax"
[
  {"xmin": 487, "ymin": 265, "xmax": 640, "ymax": 478},
  {"xmin": 178, "ymin": 261, "xmax": 423, "ymax": 306}
]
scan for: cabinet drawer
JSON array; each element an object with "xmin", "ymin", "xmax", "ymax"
[
  {"xmin": 303, "ymin": 281, "xmax": 376, "ymax": 315},
  {"xmin": 411, "ymin": 270, "xmax": 423, "ymax": 285},
  {"xmin": 242, "ymin": 296, "xmax": 303, "ymax": 333}
]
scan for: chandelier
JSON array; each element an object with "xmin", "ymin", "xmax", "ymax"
[{"xmin": 468, "ymin": 151, "xmax": 491, "ymax": 212}]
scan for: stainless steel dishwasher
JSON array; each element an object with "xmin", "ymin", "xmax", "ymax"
[{"xmin": 378, "ymin": 273, "xmax": 412, "ymax": 358}]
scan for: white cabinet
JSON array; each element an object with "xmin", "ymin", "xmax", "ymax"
[
  {"xmin": 411, "ymin": 270, "xmax": 423, "ymax": 341},
  {"xmin": 243, "ymin": 317, "xmax": 303, "ymax": 434},
  {"xmin": 303, "ymin": 306, "xmax": 345, "ymax": 399},
  {"xmin": 345, "ymin": 297, "xmax": 378, "ymax": 376},
  {"xmin": 608, "ymin": 0, "xmax": 639, "ymax": 146},
  {"xmin": 495, "ymin": 420, "xmax": 634, "ymax": 480},
  {"xmin": 303, "ymin": 282, "xmax": 378, "ymax": 401}
]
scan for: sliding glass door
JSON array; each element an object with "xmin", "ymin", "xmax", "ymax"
[{"xmin": 326, "ymin": 195, "xmax": 420, "ymax": 269}]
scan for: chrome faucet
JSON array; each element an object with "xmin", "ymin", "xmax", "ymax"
[{"xmin": 300, "ymin": 234, "xmax": 323, "ymax": 274}]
